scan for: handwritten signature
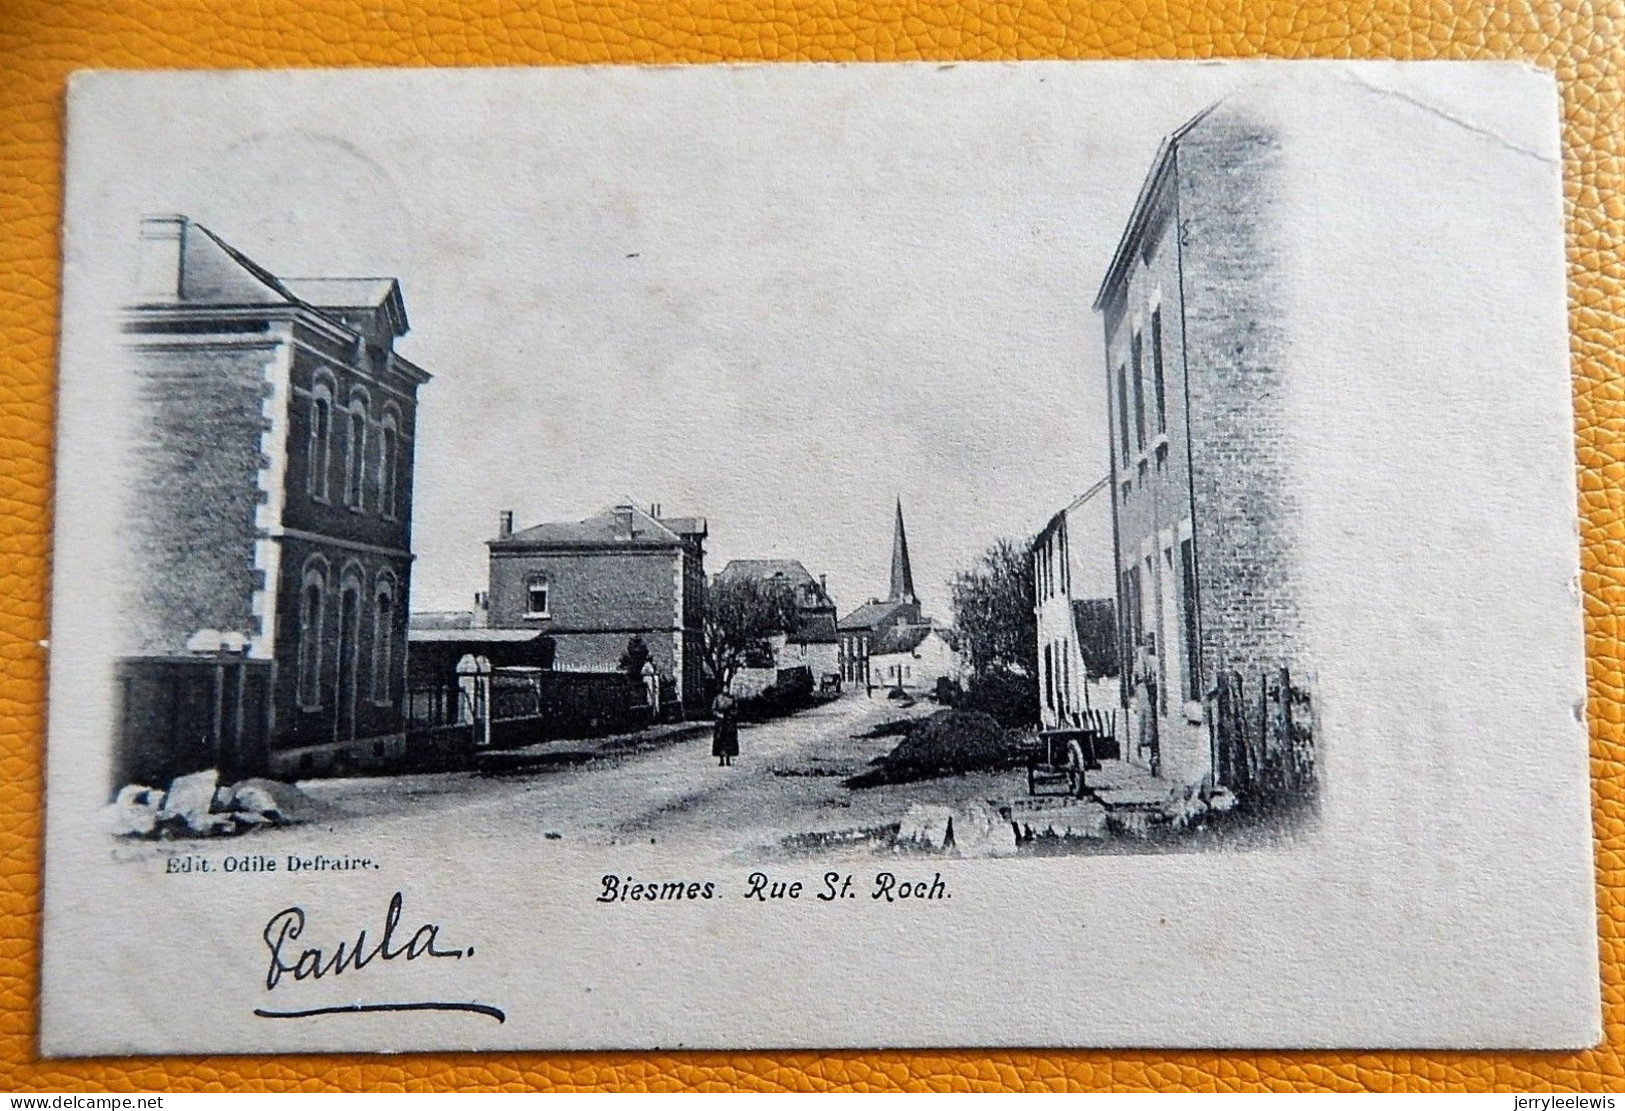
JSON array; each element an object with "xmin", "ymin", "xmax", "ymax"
[{"xmin": 262, "ymin": 890, "xmax": 470, "ymax": 991}]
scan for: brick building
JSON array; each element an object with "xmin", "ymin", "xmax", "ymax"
[
  {"xmin": 1093, "ymin": 76, "xmax": 1565, "ymax": 797},
  {"xmin": 117, "ymin": 215, "xmax": 430, "ymax": 782},
  {"xmin": 1094, "ymin": 96, "xmax": 1305, "ymax": 789},
  {"xmin": 485, "ymin": 504, "xmax": 708, "ymax": 712}
]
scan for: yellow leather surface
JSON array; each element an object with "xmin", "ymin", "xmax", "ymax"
[{"xmin": 0, "ymin": 0, "xmax": 1619, "ymax": 1092}]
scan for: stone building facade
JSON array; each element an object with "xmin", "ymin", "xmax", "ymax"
[
  {"xmin": 485, "ymin": 504, "xmax": 708, "ymax": 712},
  {"xmin": 118, "ymin": 215, "xmax": 430, "ymax": 781}
]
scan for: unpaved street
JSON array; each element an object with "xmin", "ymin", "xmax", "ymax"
[{"xmin": 249, "ymin": 694, "xmax": 1016, "ymax": 863}]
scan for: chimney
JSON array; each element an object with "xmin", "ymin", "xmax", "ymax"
[
  {"xmin": 137, "ymin": 214, "xmax": 187, "ymax": 302},
  {"xmin": 498, "ymin": 510, "xmax": 514, "ymax": 538},
  {"xmin": 473, "ymin": 591, "xmax": 489, "ymax": 628}
]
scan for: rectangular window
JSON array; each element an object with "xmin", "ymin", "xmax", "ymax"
[
  {"xmin": 1180, "ymin": 538, "xmax": 1201, "ymax": 700},
  {"xmin": 1116, "ymin": 364, "xmax": 1132, "ymax": 467},
  {"xmin": 526, "ymin": 574, "xmax": 550, "ymax": 617},
  {"xmin": 1131, "ymin": 331, "xmax": 1147, "ymax": 451},
  {"xmin": 1060, "ymin": 639, "xmax": 1071, "ymax": 715},
  {"xmin": 1124, "ymin": 568, "xmax": 1137, "ymax": 662},
  {"xmin": 1151, "ymin": 308, "xmax": 1167, "ymax": 434},
  {"xmin": 1043, "ymin": 642, "xmax": 1054, "ymax": 709}
]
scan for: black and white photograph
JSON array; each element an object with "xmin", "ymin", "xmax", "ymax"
[{"xmin": 42, "ymin": 61, "xmax": 1598, "ymax": 1055}]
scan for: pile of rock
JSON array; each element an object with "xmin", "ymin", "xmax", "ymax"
[
  {"xmin": 895, "ymin": 801, "xmax": 1019, "ymax": 858},
  {"xmin": 1007, "ymin": 796, "xmax": 1110, "ymax": 841},
  {"xmin": 104, "ymin": 769, "xmax": 325, "ymax": 839},
  {"xmin": 1159, "ymin": 783, "xmax": 1238, "ymax": 831}
]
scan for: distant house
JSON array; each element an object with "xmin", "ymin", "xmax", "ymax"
[
  {"xmin": 482, "ymin": 503, "xmax": 708, "ymax": 713},
  {"xmin": 868, "ymin": 623, "xmax": 962, "ymax": 694},
  {"xmin": 715, "ymin": 560, "xmax": 840, "ymax": 681},
  {"xmin": 116, "ymin": 214, "xmax": 431, "ymax": 783},
  {"xmin": 838, "ymin": 499, "xmax": 924, "ymax": 689},
  {"xmin": 1033, "ymin": 483, "xmax": 1119, "ymax": 729},
  {"xmin": 838, "ymin": 598, "xmax": 919, "ymax": 690}
]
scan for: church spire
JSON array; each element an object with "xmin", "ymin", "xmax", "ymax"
[{"xmin": 889, "ymin": 497, "xmax": 917, "ymax": 604}]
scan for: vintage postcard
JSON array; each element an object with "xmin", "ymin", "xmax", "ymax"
[{"xmin": 43, "ymin": 61, "xmax": 1598, "ymax": 1054}]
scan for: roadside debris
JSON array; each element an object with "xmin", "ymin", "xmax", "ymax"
[
  {"xmin": 896, "ymin": 803, "xmax": 955, "ymax": 851},
  {"xmin": 102, "ymin": 769, "xmax": 330, "ymax": 839}
]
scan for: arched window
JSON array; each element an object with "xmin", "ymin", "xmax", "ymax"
[
  {"xmin": 307, "ymin": 384, "xmax": 333, "ymax": 502},
  {"xmin": 372, "ymin": 575, "xmax": 397, "ymax": 705},
  {"xmin": 345, "ymin": 390, "xmax": 369, "ymax": 511},
  {"xmin": 335, "ymin": 566, "xmax": 365, "ymax": 742},
  {"xmin": 377, "ymin": 408, "xmax": 400, "ymax": 520},
  {"xmin": 297, "ymin": 562, "xmax": 327, "ymax": 709}
]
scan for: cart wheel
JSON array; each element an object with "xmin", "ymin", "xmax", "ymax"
[{"xmin": 1066, "ymin": 739, "xmax": 1088, "ymax": 798}]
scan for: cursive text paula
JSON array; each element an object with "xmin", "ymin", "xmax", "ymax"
[{"xmin": 262, "ymin": 891, "xmax": 471, "ymax": 991}]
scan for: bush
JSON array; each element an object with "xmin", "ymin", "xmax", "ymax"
[
  {"xmin": 738, "ymin": 666, "xmax": 816, "ymax": 722},
  {"xmin": 958, "ymin": 668, "xmax": 1039, "ymax": 728},
  {"xmin": 845, "ymin": 709, "xmax": 1024, "ymax": 787}
]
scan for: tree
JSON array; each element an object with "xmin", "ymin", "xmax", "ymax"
[
  {"xmin": 950, "ymin": 536, "xmax": 1040, "ymax": 725},
  {"xmin": 1072, "ymin": 597, "xmax": 1120, "ymax": 680},
  {"xmin": 702, "ymin": 576, "xmax": 800, "ymax": 696},
  {"xmin": 618, "ymin": 634, "xmax": 653, "ymax": 684}
]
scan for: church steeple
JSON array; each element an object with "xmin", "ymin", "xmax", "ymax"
[{"xmin": 889, "ymin": 497, "xmax": 917, "ymax": 604}]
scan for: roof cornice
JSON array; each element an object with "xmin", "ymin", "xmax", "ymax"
[{"xmin": 1091, "ymin": 101, "xmax": 1220, "ymax": 312}]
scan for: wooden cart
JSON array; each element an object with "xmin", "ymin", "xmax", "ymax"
[{"xmin": 1027, "ymin": 709, "xmax": 1117, "ymax": 797}]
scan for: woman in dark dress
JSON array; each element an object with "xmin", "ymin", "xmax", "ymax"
[{"xmin": 711, "ymin": 690, "xmax": 739, "ymax": 766}]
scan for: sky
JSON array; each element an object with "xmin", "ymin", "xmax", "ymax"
[{"xmin": 68, "ymin": 63, "xmax": 1263, "ymax": 619}]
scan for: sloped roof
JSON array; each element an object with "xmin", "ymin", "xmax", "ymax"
[
  {"xmin": 1092, "ymin": 101, "xmax": 1221, "ymax": 310},
  {"xmin": 788, "ymin": 612, "xmax": 839, "ymax": 645},
  {"xmin": 492, "ymin": 504, "xmax": 705, "ymax": 549},
  {"xmin": 870, "ymin": 622, "xmax": 958, "ymax": 657},
  {"xmin": 837, "ymin": 597, "xmax": 916, "ymax": 632},
  {"xmin": 161, "ymin": 220, "xmax": 300, "ymax": 307},
  {"xmin": 280, "ymin": 277, "xmax": 408, "ymax": 336},
  {"xmin": 718, "ymin": 559, "xmax": 816, "ymax": 588},
  {"xmin": 131, "ymin": 217, "xmax": 419, "ymax": 351}
]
